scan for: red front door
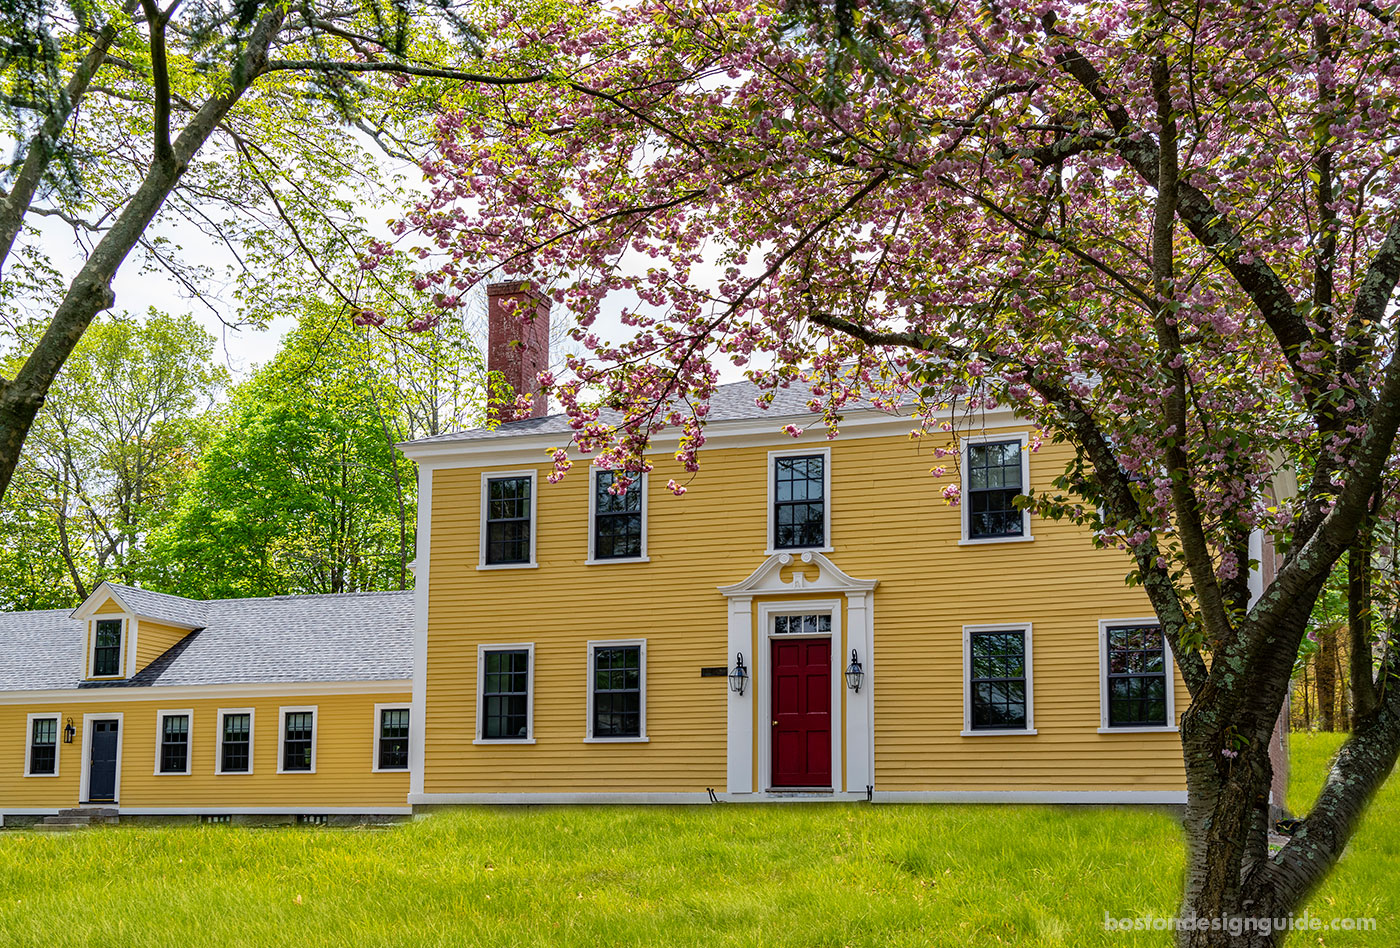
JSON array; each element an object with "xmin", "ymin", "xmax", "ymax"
[{"xmin": 771, "ymin": 637, "xmax": 832, "ymax": 788}]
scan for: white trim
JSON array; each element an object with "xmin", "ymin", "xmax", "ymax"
[
  {"xmin": 408, "ymin": 789, "xmax": 1186, "ymax": 806},
  {"xmin": 409, "ymin": 466, "xmax": 431, "ymax": 797},
  {"xmin": 79, "ymin": 712, "xmax": 124, "ymax": 804},
  {"xmin": 372, "ymin": 703, "xmax": 411, "ymax": 772},
  {"xmin": 958, "ymin": 432, "xmax": 1034, "ymax": 545},
  {"xmin": 215, "ymin": 707, "xmax": 255, "ymax": 775},
  {"xmin": 1097, "ymin": 618, "xmax": 1179, "ymax": 733},
  {"xmin": 411, "ymin": 792, "xmax": 714, "ymax": 806},
  {"xmin": 585, "ymin": 468, "xmax": 649, "ymax": 564},
  {"xmin": 22, "ymin": 712, "xmax": 61, "ymax": 778},
  {"xmin": 726, "ymin": 595, "xmax": 754, "ymax": 794},
  {"xmin": 153, "ymin": 709, "xmax": 194, "ymax": 776},
  {"xmin": 87, "ymin": 616, "xmax": 129, "ymax": 680},
  {"xmin": 276, "ymin": 706, "xmax": 319, "ymax": 774},
  {"xmin": 756, "ymin": 600, "xmax": 843, "ymax": 793},
  {"xmin": 873, "ymin": 790, "xmax": 1187, "ymax": 805},
  {"xmin": 114, "ymin": 806, "xmax": 414, "ymax": 816},
  {"xmin": 478, "ymin": 469, "xmax": 539, "ymax": 569},
  {"xmin": 584, "ymin": 639, "xmax": 648, "ymax": 742},
  {"xmin": 765, "ymin": 446, "xmax": 833, "ymax": 556},
  {"xmin": 474, "ymin": 643, "xmax": 536, "ymax": 744},
  {"xmin": 0, "ymin": 678, "xmax": 412, "ymax": 706},
  {"xmin": 398, "ymin": 405, "xmax": 1029, "ymax": 464},
  {"xmin": 961, "ymin": 623, "xmax": 1036, "ymax": 737},
  {"xmin": 717, "ymin": 550, "xmax": 877, "ymax": 598}
]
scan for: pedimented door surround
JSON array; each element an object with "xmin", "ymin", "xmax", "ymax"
[{"xmin": 718, "ymin": 551, "xmax": 878, "ymax": 797}]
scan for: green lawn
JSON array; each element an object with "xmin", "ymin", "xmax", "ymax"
[{"xmin": 0, "ymin": 734, "xmax": 1392, "ymax": 947}]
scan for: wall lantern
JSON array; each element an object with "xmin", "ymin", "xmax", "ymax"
[
  {"xmin": 728, "ymin": 653, "xmax": 749, "ymax": 696},
  {"xmin": 63, "ymin": 718, "xmax": 76, "ymax": 744},
  {"xmin": 845, "ymin": 650, "xmax": 865, "ymax": 694}
]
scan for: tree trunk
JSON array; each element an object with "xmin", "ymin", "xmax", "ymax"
[
  {"xmin": 1317, "ymin": 628, "xmax": 1339, "ymax": 731},
  {"xmin": 1350, "ymin": 534, "xmax": 1378, "ymax": 725}
]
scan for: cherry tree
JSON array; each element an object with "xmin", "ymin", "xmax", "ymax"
[{"xmin": 374, "ymin": 2, "xmax": 1400, "ymax": 943}]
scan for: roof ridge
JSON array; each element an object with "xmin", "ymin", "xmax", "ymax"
[{"xmin": 210, "ymin": 589, "xmax": 413, "ymax": 604}]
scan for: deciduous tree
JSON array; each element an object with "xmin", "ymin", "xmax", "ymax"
[{"xmin": 374, "ymin": 1, "xmax": 1400, "ymax": 942}]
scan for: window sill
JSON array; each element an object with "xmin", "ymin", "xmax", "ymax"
[
  {"xmin": 276, "ymin": 768, "xmax": 317, "ymax": 775},
  {"xmin": 372, "ymin": 766, "xmax": 410, "ymax": 773},
  {"xmin": 763, "ymin": 546, "xmax": 834, "ymax": 557},
  {"xmin": 153, "ymin": 770, "xmax": 191, "ymax": 777},
  {"xmin": 215, "ymin": 770, "xmax": 253, "ymax": 776},
  {"xmin": 477, "ymin": 562, "xmax": 539, "ymax": 571},
  {"xmin": 473, "ymin": 738, "xmax": 536, "ymax": 745},
  {"xmin": 583, "ymin": 736, "xmax": 650, "ymax": 744},
  {"xmin": 1097, "ymin": 726, "xmax": 1178, "ymax": 734},
  {"xmin": 958, "ymin": 535, "xmax": 1035, "ymax": 547},
  {"xmin": 584, "ymin": 556, "xmax": 650, "ymax": 566},
  {"xmin": 22, "ymin": 772, "xmax": 60, "ymax": 778},
  {"xmin": 960, "ymin": 728, "xmax": 1037, "ymax": 737}
]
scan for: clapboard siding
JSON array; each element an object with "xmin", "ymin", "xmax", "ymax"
[
  {"xmin": 133, "ymin": 619, "xmax": 192, "ymax": 675},
  {"xmin": 423, "ymin": 423, "xmax": 1189, "ymax": 796},
  {"xmin": 0, "ymin": 691, "xmax": 410, "ymax": 810}
]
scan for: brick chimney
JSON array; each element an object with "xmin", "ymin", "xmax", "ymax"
[{"xmin": 486, "ymin": 281, "xmax": 551, "ymax": 422}]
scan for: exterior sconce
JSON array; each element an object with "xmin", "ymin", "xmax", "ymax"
[
  {"xmin": 728, "ymin": 653, "xmax": 749, "ymax": 696},
  {"xmin": 63, "ymin": 718, "xmax": 76, "ymax": 744},
  {"xmin": 845, "ymin": 650, "xmax": 864, "ymax": 693}
]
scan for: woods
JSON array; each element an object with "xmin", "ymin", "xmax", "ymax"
[{"xmin": 0, "ymin": 305, "xmax": 481, "ymax": 608}]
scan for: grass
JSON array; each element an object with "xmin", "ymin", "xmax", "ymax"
[{"xmin": 0, "ymin": 734, "xmax": 1392, "ymax": 947}]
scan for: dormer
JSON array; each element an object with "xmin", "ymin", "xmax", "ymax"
[{"xmin": 70, "ymin": 582, "xmax": 207, "ymax": 681}]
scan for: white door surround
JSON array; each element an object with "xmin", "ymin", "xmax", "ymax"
[{"xmin": 718, "ymin": 551, "xmax": 878, "ymax": 798}]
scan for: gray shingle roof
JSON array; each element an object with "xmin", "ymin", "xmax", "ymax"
[
  {"xmin": 96, "ymin": 582, "xmax": 208, "ymax": 627},
  {"xmin": 404, "ymin": 376, "xmax": 827, "ymax": 446},
  {"xmin": 0, "ymin": 590, "xmax": 412, "ymax": 693}
]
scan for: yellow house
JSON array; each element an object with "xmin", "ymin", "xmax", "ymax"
[
  {"xmin": 400, "ymin": 287, "xmax": 1202, "ymax": 805},
  {"xmin": 0, "ymin": 582, "xmax": 411, "ymax": 825}
]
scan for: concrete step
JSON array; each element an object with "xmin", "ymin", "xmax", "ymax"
[
  {"xmin": 41, "ymin": 816, "xmax": 91, "ymax": 825},
  {"xmin": 28, "ymin": 824, "xmax": 85, "ymax": 833},
  {"xmin": 58, "ymin": 807, "xmax": 118, "ymax": 818}
]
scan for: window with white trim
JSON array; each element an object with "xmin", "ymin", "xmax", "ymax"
[
  {"xmin": 279, "ymin": 708, "xmax": 317, "ymax": 773},
  {"xmin": 376, "ymin": 706, "xmax": 410, "ymax": 770},
  {"xmin": 478, "ymin": 645, "xmax": 533, "ymax": 742},
  {"xmin": 961, "ymin": 435, "xmax": 1032, "ymax": 543},
  {"xmin": 1103, "ymin": 622, "xmax": 1171, "ymax": 728},
  {"xmin": 156, "ymin": 711, "xmax": 191, "ymax": 775},
  {"xmin": 590, "ymin": 470, "xmax": 646, "ymax": 561},
  {"xmin": 217, "ymin": 709, "xmax": 253, "ymax": 774},
  {"xmin": 483, "ymin": 474, "xmax": 534, "ymax": 566},
  {"xmin": 962, "ymin": 624, "xmax": 1034, "ymax": 735},
  {"xmin": 26, "ymin": 714, "xmax": 59, "ymax": 776},
  {"xmin": 587, "ymin": 640, "xmax": 646, "ymax": 741},
  {"xmin": 91, "ymin": 618, "xmax": 123, "ymax": 676},
  {"xmin": 767, "ymin": 448, "xmax": 831, "ymax": 552}
]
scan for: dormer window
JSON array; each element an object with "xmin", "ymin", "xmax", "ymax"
[{"xmin": 91, "ymin": 619, "xmax": 123, "ymax": 677}]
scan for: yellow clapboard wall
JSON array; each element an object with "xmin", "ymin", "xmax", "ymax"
[
  {"xmin": 133, "ymin": 620, "xmax": 193, "ymax": 675},
  {"xmin": 0, "ymin": 690, "xmax": 410, "ymax": 810},
  {"xmin": 423, "ymin": 425, "xmax": 1189, "ymax": 795}
]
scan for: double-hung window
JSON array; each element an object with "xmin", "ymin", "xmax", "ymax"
[
  {"xmin": 280, "ymin": 708, "xmax": 316, "ymax": 773},
  {"xmin": 218, "ymin": 710, "xmax": 253, "ymax": 774},
  {"xmin": 483, "ymin": 474, "xmax": 535, "ymax": 566},
  {"xmin": 157, "ymin": 712, "xmax": 191, "ymax": 775},
  {"xmin": 591, "ymin": 471, "xmax": 645, "ymax": 561},
  {"xmin": 587, "ymin": 641, "xmax": 646, "ymax": 741},
  {"xmin": 964, "ymin": 625, "xmax": 1033, "ymax": 734},
  {"xmin": 964, "ymin": 438, "xmax": 1029, "ymax": 541},
  {"xmin": 1102, "ymin": 622, "xmax": 1172, "ymax": 729},
  {"xmin": 478, "ymin": 646, "xmax": 533, "ymax": 742},
  {"xmin": 26, "ymin": 715, "xmax": 59, "ymax": 776},
  {"xmin": 771, "ymin": 451, "xmax": 829, "ymax": 550},
  {"xmin": 376, "ymin": 706, "xmax": 410, "ymax": 770},
  {"xmin": 91, "ymin": 619, "xmax": 123, "ymax": 676}
]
